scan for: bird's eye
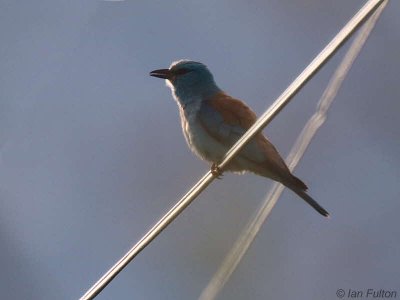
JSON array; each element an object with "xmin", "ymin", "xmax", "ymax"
[{"xmin": 174, "ymin": 68, "xmax": 192, "ymax": 76}]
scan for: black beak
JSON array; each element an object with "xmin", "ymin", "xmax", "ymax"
[{"xmin": 149, "ymin": 68, "xmax": 171, "ymax": 79}]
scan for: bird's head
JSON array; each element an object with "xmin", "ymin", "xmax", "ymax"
[{"xmin": 150, "ymin": 60, "xmax": 220, "ymax": 103}]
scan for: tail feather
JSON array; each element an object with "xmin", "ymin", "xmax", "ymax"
[
  {"xmin": 291, "ymin": 175, "xmax": 308, "ymax": 191},
  {"xmin": 292, "ymin": 188, "xmax": 330, "ymax": 217},
  {"xmin": 287, "ymin": 175, "xmax": 330, "ymax": 217}
]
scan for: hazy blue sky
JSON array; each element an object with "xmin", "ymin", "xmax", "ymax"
[{"xmin": 1, "ymin": 1, "xmax": 399, "ymax": 299}]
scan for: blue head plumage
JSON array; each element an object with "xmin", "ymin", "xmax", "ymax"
[{"xmin": 150, "ymin": 60, "xmax": 221, "ymax": 107}]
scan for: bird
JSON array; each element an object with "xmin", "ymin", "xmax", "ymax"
[{"xmin": 150, "ymin": 60, "xmax": 329, "ymax": 217}]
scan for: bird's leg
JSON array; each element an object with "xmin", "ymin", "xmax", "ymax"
[{"xmin": 211, "ymin": 163, "xmax": 223, "ymax": 179}]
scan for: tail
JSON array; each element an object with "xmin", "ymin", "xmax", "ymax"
[{"xmin": 287, "ymin": 176, "xmax": 330, "ymax": 218}]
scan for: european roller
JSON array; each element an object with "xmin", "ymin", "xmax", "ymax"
[{"xmin": 150, "ymin": 60, "xmax": 329, "ymax": 217}]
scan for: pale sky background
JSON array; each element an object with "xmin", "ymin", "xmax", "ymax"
[{"xmin": 1, "ymin": 1, "xmax": 399, "ymax": 299}]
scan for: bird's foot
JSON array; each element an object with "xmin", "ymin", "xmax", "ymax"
[{"xmin": 211, "ymin": 163, "xmax": 223, "ymax": 179}]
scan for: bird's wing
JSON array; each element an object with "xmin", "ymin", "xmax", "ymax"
[
  {"xmin": 198, "ymin": 92, "xmax": 287, "ymax": 167},
  {"xmin": 203, "ymin": 92, "xmax": 257, "ymax": 130}
]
